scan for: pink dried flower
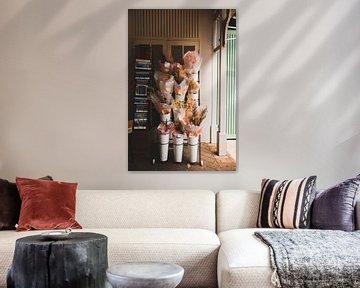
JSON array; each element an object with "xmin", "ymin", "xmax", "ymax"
[{"xmin": 157, "ymin": 122, "xmax": 174, "ymax": 135}]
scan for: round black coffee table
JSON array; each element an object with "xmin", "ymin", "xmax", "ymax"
[
  {"xmin": 7, "ymin": 232, "xmax": 108, "ymax": 288},
  {"xmin": 106, "ymin": 262, "xmax": 184, "ymax": 288}
]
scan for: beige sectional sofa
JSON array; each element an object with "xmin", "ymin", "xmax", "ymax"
[{"xmin": 1, "ymin": 189, "xmax": 359, "ymax": 288}]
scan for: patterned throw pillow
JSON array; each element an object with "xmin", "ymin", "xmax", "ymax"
[{"xmin": 257, "ymin": 176, "xmax": 317, "ymax": 229}]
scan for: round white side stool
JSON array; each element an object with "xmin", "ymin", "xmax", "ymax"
[{"xmin": 106, "ymin": 262, "xmax": 184, "ymax": 288}]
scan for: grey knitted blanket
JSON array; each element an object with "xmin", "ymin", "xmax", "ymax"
[{"xmin": 255, "ymin": 230, "xmax": 360, "ymax": 288}]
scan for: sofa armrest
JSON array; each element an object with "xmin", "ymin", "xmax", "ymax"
[{"xmin": 356, "ymin": 200, "xmax": 360, "ymax": 230}]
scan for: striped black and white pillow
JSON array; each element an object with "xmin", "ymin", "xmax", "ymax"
[{"xmin": 257, "ymin": 176, "xmax": 317, "ymax": 229}]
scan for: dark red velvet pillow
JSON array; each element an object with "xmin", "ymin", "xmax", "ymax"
[
  {"xmin": 16, "ymin": 177, "xmax": 82, "ymax": 231},
  {"xmin": 0, "ymin": 176, "xmax": 53, "ymax": 230}
]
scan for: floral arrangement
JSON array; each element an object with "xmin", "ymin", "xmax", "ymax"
[
  {"xmin": 150, "ymin": 93, "xmax": 171, "ymax": 115},
  {"xmin": 160, "ymin": 61, "xmax": 172, "ymax": 74},
  {"xmin": 154, "ymin": 51, "xmax": 202, "ymax": 100},
  {"xmin": 173, "ymin": 63, "xmax": 187, "ymax": 83},
  {"xmin": 154, "ymin": 71, "xmax": 175, "ymax": 95},
  {"xmin": 148, "ymin": 51, "xmax": 207, "ymax": 163},
  {"xmin": 179, "ymin": 105, "xmax": 207, "ymax": 138},
  {"xmin": 151, "ymin": 51, "xmax": 206, "ymax": 139},
  {"xmin": 188, "ymin": 79, "xmax": 200, "ymax": 94},
  {"xmin": 192, "ymin": 106, "xmax": 208, "ymax": 126},
  {"xmin": 157, "ymin": 121, "xmax": 174, "ymax": 135},
  {"xmin": 157, "ymin": 91, "xmax": 173, "ymax": 105},
  {"xmin": 172, "ymin": 99, "xmax": 189, "ymax": 122},
  {"xmin": 183, "ymin": 51, "xmax": 202, "ymax": 74},
  {"xmin": 172, "ymin": 99, "xmax": 191, "ymax": 109},
  {"xmin": 172, "ymin": 121, "xmax": 184, "ymax": 137},
  {"xmin": 174, "ymin": 78, "xmax": 189, "ymax": 96}
]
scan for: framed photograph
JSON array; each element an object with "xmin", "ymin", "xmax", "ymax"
[{"xmin": 128, "ymin": 9, "xmax": 237, "ymax": 171}]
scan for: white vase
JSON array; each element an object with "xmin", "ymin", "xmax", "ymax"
[
  {"xmin": 188, "ymin": 135, "xmax": 199, "ymax": 163},
  {"xmin": 160, "ymin": 113, "xmax": 171, "ymax": 123},
  {"xmin": 159, "ymin": 133, "xmax": 170, "ymax": 161},
  {"xmin": 173, "ymin": 134, "xmax": 184, "ymax": 163}
]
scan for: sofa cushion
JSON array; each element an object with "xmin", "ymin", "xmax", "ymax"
[
  {"xmin": 311, "ymin": 174, "xmax": 360, "ymax": 231},
  {"xmin": 0, "ymin": 176, "xmax": 53, "ymax": 231},
  {"xmin": 0, "ymin": 179, "xmax": 20, "ymax": 230},
  {"xmin": 76, "ymin": 190, "xmax": 216, "ymax": 231},
  {"xmin": 216, "ymin": 190, "xmax": 260, "ymax": 233},
  {"xmin": 257, "ymin": 176, "xmax": 316, "ymax": 229},
  {"xmin": 104, "ymin": 228, "xmax": 219, "ymax": 288},
  {"xmin": 217, "ymin": 228, "xmax": 277, "ymax": 288},
  {"xmin": 16, "ymin": 177, "xmax": 82, "ymax": 231},
  {"xmin": 0, "ymin": 228, "xmax": 220, "ymax": 288}
]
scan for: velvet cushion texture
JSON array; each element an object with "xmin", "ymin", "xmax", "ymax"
[
  {"xmin": 311, "ymin": 174, "xmax": 360, "ymax": 231},
  {"xmin": 257, "ymin": 176, "xmax": 317, "ymax": 229},
  {"xmin": 16, "ymin": 177, "xmax": 82, "ymax": 231},
  {"xmin": 0, "ymin": 176, "xmax": 53, "ymax": 230}
]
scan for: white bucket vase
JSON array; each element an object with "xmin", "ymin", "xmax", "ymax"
[
  {"xmin": 160, "ymin": 113, "xmax": 171, "ymax": 123},
  {"xmin": 175, "ymin": 94, "xmax": 185, "ymax": 101},
  {"xmin": 188, "ymin": 135, "xmax": 199, "ymax": 163},
  {"xmin": 173, "ymin": 134, "xmax": 184, "ymax": 163},
  {"xmin": 159, "ymin": 133, "xmax": 170, "ymax": 161}
]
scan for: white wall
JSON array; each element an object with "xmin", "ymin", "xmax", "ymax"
[{"xmin": 0, "ymin": 0, "xmax": 359, "ymax": 191}]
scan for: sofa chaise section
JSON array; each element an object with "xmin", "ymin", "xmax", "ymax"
[
  {"xmin": 216, "ymin": 189, "xmax": 360, "ymax": 288},
  {"xmin": 216, "ymin": 190, "xmax": 273, "ymax": 288}
]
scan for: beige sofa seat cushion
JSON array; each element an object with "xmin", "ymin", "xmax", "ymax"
[
  {"xmin": 218, "ymin": 228, "xmax": 277, "ymax": 288},
  {"xmin": 76, "ymin": 190, "xmax": 216, "ymax": 231},
  {"xmin": 102, "ymin": 228, "xmax": 220, "ymax": 288},
  {"xmin": 0, "ymin": 228, "xmax": 219, "ymax": 288}
]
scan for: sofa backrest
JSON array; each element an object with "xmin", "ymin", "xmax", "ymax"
[
  {"xmin": 216, "ymin": 190, "xmax": 260, "ymax": 233},
  {"xmin": 76, "ymin": 190, "xmax": 216, "ymax": 231},
  {"xmin": 217, "ymin": 190, "xmax": 360, "ymax": 233}
]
